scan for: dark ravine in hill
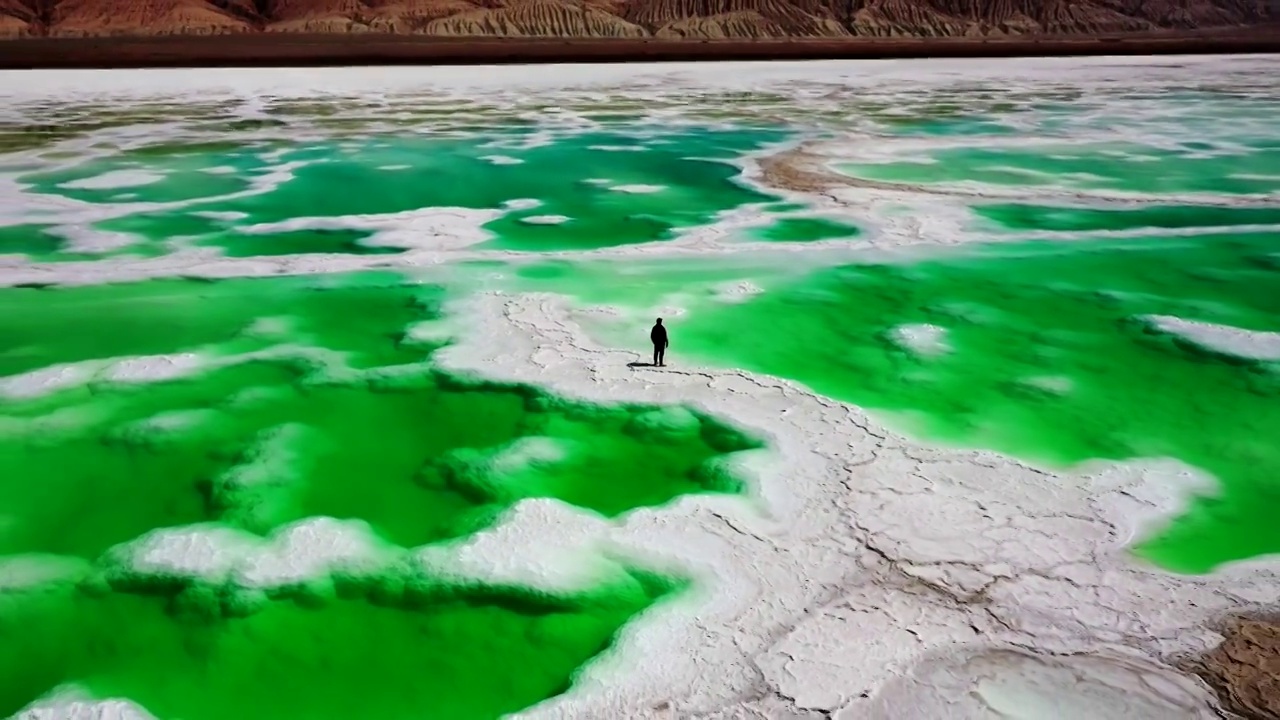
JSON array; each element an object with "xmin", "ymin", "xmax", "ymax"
[{"xmin": 0, "ymin": 0, "xmax": 1273, "ymax": 39}]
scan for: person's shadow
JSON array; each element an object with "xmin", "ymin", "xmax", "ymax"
[{"xmin": 627, "ymin": 361, "xmax": 655, "ymax": 368}]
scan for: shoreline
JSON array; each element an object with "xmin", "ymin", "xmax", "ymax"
[
  {"xmin": 0, "ymin": 32, "xmax": 1276, "ymax": 70},
  {"xmin": 3, "ymin": 55, "xmax": 1280, "ymax": 717},
  {"xmin": 435, "ymin": 287, "xmax": 1280, "ymax": 718}
]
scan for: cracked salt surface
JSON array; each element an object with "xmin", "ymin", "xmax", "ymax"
[
  {"xmin": 5, "ymin": 55, "xmax": 1280, "ymax": 719},
  {"xmin": 416, "ymin": 291, "xmax": 1280, "ymax": 719},
  {"xmin": 864, "ymin": 649, "xmax": 1218, "ymax": 719}
]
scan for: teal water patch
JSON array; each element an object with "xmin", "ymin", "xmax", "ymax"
[
  {"xmin": 0, "ymin": 223, "xmax": 165, "ymax": 263},
  {"xmin": 209, "ymin": 127, "xmax": 784, "ymax": 252},
  {"xmin": 973, "ymin": 203, "xmax": 1280, "ymax": 233},
  {"xmin": 201, "ymin": 229, "xmax": 399, "ymax": 257},
  {"xmin": 21, "ymin": 125, "xmax": 791, "ymax": 257},
  {"xmin": 18, "ymin": 142, "xmax": 278, "ymax": 205},
  {"xmin": 97, "ymin": 210, "xmax": 231, "ymax": 242},
  {"xmin": 877, "ymin": 117, "xmax": 1016, "ymax": 137},
  {"xmin": 760, "ymin": 201, "xmax": 810, "ymax": 213},
  {"xmin": 0, "ymin": 224, "xmax": 67, "ymax": 261},
  {"xmin": 92, "ymin": 212, "xmax": 397, "ymax": 258},
  {"xmin": 747, "ymin": 217, "xmax": 861, "ymax": 243},
  {"xmin": 505, "ymin": 231, "xmax": 1280, "ymax": 573},
  {"xmin": 839, "ymin": 143, "xmax": 1280, "ymax": 195}
]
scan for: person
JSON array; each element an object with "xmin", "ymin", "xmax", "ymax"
[{"xmin": 650, "ymin": 318, "xmax": 669, "ymax": 367}]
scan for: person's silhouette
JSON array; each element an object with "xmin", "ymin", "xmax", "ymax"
[{"xmin": 650, "ymin": 318, "xmax": 669, "ymax": 367}]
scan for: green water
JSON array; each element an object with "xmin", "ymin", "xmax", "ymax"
[
  {"xmin": 878, "ymin": 117, "xmax": 1016, "ymax": 137},
  {"xmin": 91, "ymin": 212, "xmax": 396, "ymax": 258},
  {"xmin": 0, "ymin": 271, "xmax": 758, "ymax": 718},
  {"xmin": 6, "ymin": 78, "xmax": 1280, "ymax": 717},
  {"xmin": 506, "ymin": 231, "xmax": 1280, "ymax": 573},
  {"xmin": 19, "ymin": 142, "xmax": 276, "ymax": 205},
  {"xmin": 0, "ymin": 357, "xmax": 753, "ymax": 560},
  {"xmin": 748, "ymin": 217, "xmax": 862, "ymax": 243},
  {"xmin": 840, "ymin": 143, "xmax": 1280, "ymax": 195},
  {"xmin": 97, "ymin": 210, "xmax": 230, "ymax": 243},
  {"xmin": 0, "ymin": 568, "xmax": 679, "ymax": 720},
  {"xmin": 18, "ymin": 126, "xmax": 789, "ymax": 258},
  {"xmin": 0, "ymin": 224, "xmax": 67, "ymax": 261},
  {"xmin": 0, "ymin": 273, "xmax": 757, "ymax": 560},
  {"xmin": 0, "ymin": 272, "xmax": 429, "ymax": 379},
  {"xmin": 974, "ymin": 203, "xmax": 1280, "ymax": 233},
  {"xmin": 202, "ymin": 229, "xmax": 399, "ymax": 257}
]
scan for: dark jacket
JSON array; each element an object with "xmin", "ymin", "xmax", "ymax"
[{"xmin": 650, "ymin": 324, "xmax": 668, "ymax": 347}]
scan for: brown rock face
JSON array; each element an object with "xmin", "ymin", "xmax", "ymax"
[
  {"xmin": 1190, "ymin": 616, "xmax": 1280, "ymax": 720},
  {"xmin": 0, "ymin": 0, "xmax": 1272, "ymax": 38},
  {"xmin": 624, "ymin": 0, "xmax": 848, "ymax": 37},
  {"xmin": 49, "ymin": 0, "xmax": 256, "ymax": 35},
  {"xmin": 0, "ymin": 0, "xmax": 39, "ymax": 36},
  {"xmin": 425, "ymin": 0, "xmax": 648, "ymax": 37}
]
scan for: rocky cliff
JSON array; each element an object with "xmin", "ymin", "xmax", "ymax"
[{"xmin": 0, "ymin": 0, "xmax": 1271, "ymax": 39}]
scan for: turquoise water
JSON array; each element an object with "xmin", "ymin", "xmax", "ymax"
[
  {"xmin": 4, "ymin": 69, "xmax": 1280, "ymax": 718},
  {"xmin": 10, "ymin": 125, "xmax": 796, "ymax": 259},
  {"xmin": 839, "ymin": 142, "xmax": 1280, "ymax": 195}
]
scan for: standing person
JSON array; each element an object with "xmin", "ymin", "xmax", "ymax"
[{"xmin": 650, "ymin": 318, "xmax": 669, "ymax": 367}]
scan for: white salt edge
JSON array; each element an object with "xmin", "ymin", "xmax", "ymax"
[
  {"xmin": 502, "ymin": 198, "xmax": 541, "ymax": 211},
  {"xmin": 3, "ymin": 55, "xmax": 1280, "ymax": 720},
  {"xmin": 610, "ymin": 184, "xmax": 665, "ymax": 194},
  {"xmin": 16, "ymin": 687, "xmax": 158, "ymax": 720},
  {"xmin": 889, "ymin": 323, "xmax": 950, "ymax": 356},
  {"xmin": 0, "ymin": 353, "xmax": 205, "ymax": 399},
  {"xmin": 429, "ymin": 291, "xmax": 1280, "ymax": 720},
  {"xmin": 519, "ymin": 215, "xmax": 571, "ymax": 225},
  {"xmin": 58, "ymin": 170, "xmax": 165, "ymax": 191},
  {"xmin": 126, "ymin": 518, "xmax": 388, "ymax": 588},
  {"xmin": 860, "ymin": 649, "xmax": 1220, "ymax": 720},
  {"xmin": 238, "ymin": 207, "xmax": 501, "ymax": 251},
  {"xmin": 121, "ymin": 503, "xmax": 647, "ymax": 595},
  {"xmin": 712, "ymin": 280, "xmax": 765, "ymax": 303},
  {"xmin": 1143, "ymin": 314, "xmax": 1280, "ymax": 361}
]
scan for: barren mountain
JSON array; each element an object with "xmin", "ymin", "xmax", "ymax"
[
  {"xmin": 0, "ymin": 0, "xmax": 38, "ymax": 36},
  {"xmin": 0, "ymin": 0, "xmax": 1272, "ymax": 39},
  {"xmin": 625, "ymin": 0, "xmax": 849, "ymax": 37},
  {"xmin": 49, "ymin": 0, "xmax": 255, "ymax": 35}
]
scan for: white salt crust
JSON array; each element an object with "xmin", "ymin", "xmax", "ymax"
[
  {"xmin": 58, "ymin": 170, "xmax": 165, "ymax": 191},
  {"xmin": 431, "ymin": 290, "xmax": 1280, "ymax": 720},
  {"xmin": 610, "ymin": 184, "xmax": 666, "ymax": 194},
  {"xmin": 889, "ymin": 323, "xmax": 950, "ymax": 356},
  {"xmin": 1143, "ymin": 314, "xmax": 1280, "ymax": 362},
  {"xmin": 1, "ymin": 55, "xmax": 1279, "ymax": 719},
  {"xmin": 16, "ymin": 688, "xmax": 157, "ymax": 720}
]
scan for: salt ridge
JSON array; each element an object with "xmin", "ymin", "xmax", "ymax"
[
  {"xmin": 2, "ymin": 55, "xmax": 1280, "ymax": 719},
  {"xmin": 1143, "ymin": 314, "xmax": 1280, "ymax": 362}
]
